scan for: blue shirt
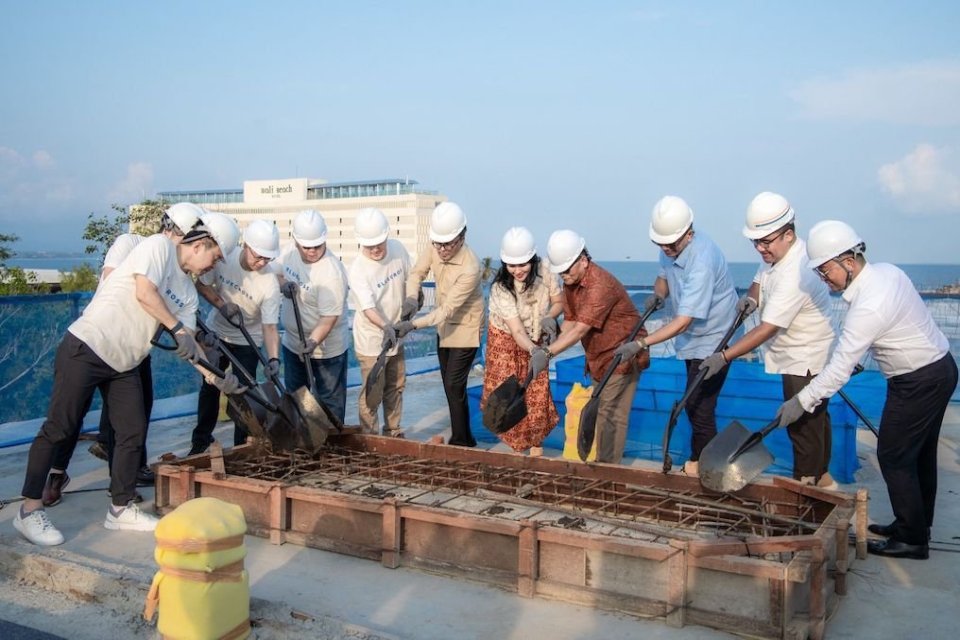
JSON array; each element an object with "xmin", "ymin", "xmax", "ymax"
[{"xmin": 658, "ymin": 232, "xmax": 738, "ymax": 359}]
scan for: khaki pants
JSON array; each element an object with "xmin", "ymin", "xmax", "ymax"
[
  {"xmin": 357, "ymin": 346, "xmax": 406, "ymax": 435},
  {"xmin": 595, "ymin": 369, "xmax": 641, "ymax": 464}
]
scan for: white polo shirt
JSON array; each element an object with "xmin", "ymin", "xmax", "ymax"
[
  {"xmin": 277, "ymin": 245, "xmax": 350, "ymax": 359},
  {"xmin": 69, "ymin": 235, "xmax": 198, "ymax": 372},
  {"xmin": 797, "ymin": 262, "xmax": 949, "ymax": 411},
  {"xmin": 754, "ymin": 238, "xmax": 836, "ymax": 376},
  {"xmin": 201, "ymin": 247, "xmax": 281, "ymax": 347},
  {"xmin": 348, "ymin": 240, "xmax": 411, "ymax": 357}
]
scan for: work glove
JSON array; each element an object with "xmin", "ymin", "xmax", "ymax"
[
  {"xmin": 395, "ymin": 320, "xmax": 416, "ymax": 339},
  {"xmin": 736, "ymin": 296, "xmax": 758, "ymax": 317},
  {"xmin": 774, "ymin": 396, "xmax": 806, "ymax": 428},
  {"xmin": 401, "ymin": 296, "xmax": 419, "ymax": 321},
  {"xmin": 173, "ymin": 328, "xmax": 201, "ymax": 363},
  {"xmin": 528, "ymin": 347, "xmax": 551, "ymax": 378},
  {"xmin": 540, "ymin": 317, "xmax": 559, "ymax": 344},
  {"xmin": 266, "ymin": 357, "xmax": 281, "ymax": 379},
  {"xmin": 280, "ymin": 281, "xmax": 298, "ymax": 299},
  {"xmin": 205, "ymin": 371, "xmax": 246, "ymax": 396},
  {"xmin": 643, "ymin": 294, "xmax": 664, "ymax": 312},
  {"xmin": 218, "ymin": 302, "xmax": 242, "ymax": 323},
  {"xmin": 381, "ymin": 323, "xmax": 399, "ymax": 351},
  {"xmin": 300, "ymin": 337, "xmax": 318, "ymax": 355},
  {"xmin": 613, "ymin": 339, "xmax": 646, "ymax": 361},
  {"xmin": 698, "ymin": 352, "xmax": 728, "ymax": 381}
]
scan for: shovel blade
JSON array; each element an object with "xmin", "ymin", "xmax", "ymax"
[
  {"xmin": 364, "ymin": 353, "xmax": 388, "ymax": 412},
  {"xmin": 577, "ymin": 397, "xmax": 601, "ymax": 462},
  {"xmin": 225, "ymin": 394, "xmax": 268, "ymax": 440},
  {"xmin": 698, "ymin": 420, "xmax": 775, "ymax": 493},
  {"xmin": 483, "ymin": 376, "xmax": 528, "ymax": 434},
  {"xmin": 288, "ymin": 387, "xmax": 332, "ymax": 452}
]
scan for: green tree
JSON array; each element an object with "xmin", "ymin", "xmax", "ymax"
[
  {"xmin": 60, "ymin": 263, "xmax": 99, "ymax": 292},
  {"xmin": 0, "ymin": 232, "xmax": 18, "ymax": 264},
  {"xmin": 82, "ymin": 199, "xmax": 168, "ymax": 263},
  {"xmin": 0, "ymin": 233, "xmax": 48, "ymax": 295}
]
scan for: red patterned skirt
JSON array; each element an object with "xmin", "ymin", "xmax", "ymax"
[{"xmin": 480, "ymin": 325, "xmax": 559, "ymax": 451}]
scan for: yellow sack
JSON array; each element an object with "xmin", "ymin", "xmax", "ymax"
[
  {"xmin": 562, "ymin": 382, "xmax": 597, "ymax": 462},
  {"xmin": 145, "ymin": 497, "xmax": 250, "ymax": 640}
]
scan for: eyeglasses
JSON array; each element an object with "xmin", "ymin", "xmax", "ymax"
[
  {"xmin": 560, "ymin": 256, "xmax": 580, "ymax": 276},
  {"xmin": 432, "ymin": 236, "xmax": 462, "ymax": 251},
  {"xmin": 247, "ymin": 247, "xmax": 273, "ymax": 264},
  {"xmin": 752, "ymin": 227, "xmax": 788, "ymax": 249},
  {"xmin": 651, "ymin": 229, "xmax": 689, "ymax": 253}
]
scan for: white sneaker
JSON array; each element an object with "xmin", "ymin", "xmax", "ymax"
[
  {"xmin": 104, "ymin": 501, "xmax": 159, "ymax": 532},
  {"xmin": 14, "ymin": 508, "xmax": 65, "ymax": 546}
]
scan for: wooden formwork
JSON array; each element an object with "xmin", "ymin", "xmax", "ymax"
[{"xmin": 155, "ymin": 434, "xmax": 865, "ymax": 639}]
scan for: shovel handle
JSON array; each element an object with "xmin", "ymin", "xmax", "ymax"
[
  {"xmin": 729, "ymin": 417, "xmax": 781, "ymax": 462},
  {"xmin": 194, "ymin": 316, "xmax": 279, "ymax": 410},
  {"xmin": 288, "ymin": 291, "xmax": 316, "ymax": 392},
  {"xmin": 590, "ymin": 295, "xmax": 663, "ymax": 399},
  {"xmin": 221, "ymin": 304, "xmax": 286, "ymax": 390}
]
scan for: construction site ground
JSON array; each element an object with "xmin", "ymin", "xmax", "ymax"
[{"xmin": 1, "ymin": 367, "xmax": 959, "ymax": 639}]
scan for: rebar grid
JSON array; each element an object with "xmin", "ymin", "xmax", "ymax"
[{"xmin": 222, "ymin": 445, "xmax": 826, "ymax": 540}]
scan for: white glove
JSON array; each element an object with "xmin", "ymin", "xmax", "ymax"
[
  {"xmin": 205, "ymin": 371, "xmax": 246, "ymax": 395},
  {"xmin": 613, "ymin": 339, "xmax": 646, "ymax": 361},
  {"xmin": 737, "ymin": 296, "xmax": 758, "ymax": 316},
  {"xmin": 540, "ymin": 317, "xmax": 559, "ymax": 343},
  {"xmin": 528, "ymin": 347, "xmax": 551, "ymax": 378},
  {"xmin": 775, "ymin": 396, "xmax": 806, "ymax": 428},
  {"xmin": 698, "ymin": 352, "xmax": 728, "ymax": 380},
  {"xmin": 174, "ymin": 329, "xmax": 200, "ymax": 363}
]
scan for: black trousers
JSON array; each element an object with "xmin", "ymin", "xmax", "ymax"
[
  {"xmin": 50, "ymin": 355, "xmax": 153, "ymax": 473},
  {"xmin": 192, "ymin": 342, "xmax": 261, "ymax": 449},
  {"xmin": 22, "ymin": 333, "xmax": 145, "ymax": 506},
  {"xmin": 684, "ymin": 358, "xmax": 731, "ymax": 460},
  {"xmin": 437, "ymin": 340, "xmax": 478, "ymax": 447},
  {"xmin": 782, "ymin": 371, "xmax": 832, "ymax": 480},
  {"xmin": 878, "ymin": 354, "xmax": 957, "ymax": 545}
]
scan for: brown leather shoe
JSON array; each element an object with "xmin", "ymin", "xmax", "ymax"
[{"xmin": 41, "ymin": 472, "xmax": 70, "ymax": 507}]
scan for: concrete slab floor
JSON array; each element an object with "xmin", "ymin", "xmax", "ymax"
[{"xmin": 0, "ymin": 369, "xmax": 958, "ymax": 639}]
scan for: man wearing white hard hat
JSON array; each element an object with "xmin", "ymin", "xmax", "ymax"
[
  {"xmin": 698, "ymin": 192, "xmax": 838, "ymax": 489},
  {"xmin": 43, "ymin": 202, "xmax": 208, "ymax": 507},
  {"xmin": 774, "ymin": 221, "xmax": 957, "ymax": 560},
  {"xmin": 14, "ymin": 211, "xmax": 240, "ymax": 546},
  {"xmin": 395, "ymin": 202, "xmax": 484, "ymax": 447},
  {"xmin": 348, "ymin": 208, "xmax": 412, "ymax": 436},
  {"xmin": 277, "ymin": 209, "xmax": 350, "ymax": 424},
  {"xmin": 615, "ymin": 196, "xmax": 738, "ymax": 475},
  {"xmin": 191, "ymin": 218, "xmax": 282, "ymax": 454},
  {"xmin": 528, "ymin": 230, "xmax": 648, "ymax": 463}
]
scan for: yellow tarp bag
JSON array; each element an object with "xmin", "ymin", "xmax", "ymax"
[
  {"xmin": 144, "ymin": 497, "xmax": 250, "ymax": 640},
  {"xmin": 562, "ymin": 382, "xmax": 597, "ymax": 462}
]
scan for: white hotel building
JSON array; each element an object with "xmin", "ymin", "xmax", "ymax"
[{"xmin": 156, "ymin": 177, "xmax": 447, "ymax": 266}]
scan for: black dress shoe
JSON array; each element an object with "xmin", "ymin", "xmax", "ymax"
[
  {"xmin": 867, "ymin": 539, "xmax": 929, "ymax": 560},
  {"xmin": 868, "ymin": 522, "xmax": 895, "ymax": 536},
  {"xmin": 136, "ymin": 466, "xmax": 155, "ymax": 487}
]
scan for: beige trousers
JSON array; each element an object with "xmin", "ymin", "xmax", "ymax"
[
  {"xmin": 595, "ymin": 370, "xmax": 641, "ymax": 464},
  {"xmin": 357, "ymin": 346, "xmax": 406, "ymax": 435}
]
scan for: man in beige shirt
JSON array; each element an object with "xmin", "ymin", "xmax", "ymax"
[{"xmin": 395, "ymin": 202, "xmax": 484, "ymax": 447}]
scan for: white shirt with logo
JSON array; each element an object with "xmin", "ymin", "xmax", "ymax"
[
  {"xmin": 201, "ymin": 247, "xmax": 281, "ymax": 347},
  {"xmin": 348, "ymin": 240, "xmax": 411, "ymax": 357},
  {"xmin": 277, "ymin": 245, "xmax": 350, "ymax": 359},
  {"xmin": 69, "ymin": 235, "xmax": 198, "ymax": 372},
  {"xmin": 754, "ymin": 238, "xmax": 836, "ymax": 376},
  {"xmin": 797, "ymin": 262, "xmax": 949, "ymax": 411}
]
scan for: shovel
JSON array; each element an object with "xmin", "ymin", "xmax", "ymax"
[
  {"xmin": 287, "ymin": 292, "xmax": 345, "ymax": 433},
  {"xmin": 151, "ymin": 324, "xmax": 276, "ymax": 441},
  {"xmin": 220, "ymin": 306, "xmax": 335, "ymax": 452},
  {"xmin": 576, "ymin": 295, "xmax": 664, "ymax": 461},
  {"xmin": 839, "ymin": 364, "xmax": 879, "ymax": 437},
  {"xmin": 483, "ymin": 368, "xmax": 536, "ymax": 434},
  {"xmin": 698, "ymin": 418, "xmax": 779, "ymax": 493},
  {"xmin": 660, "ymin": 302, "xmax": 754, "ymax": 473},
  {"xmin": 363, "ymin": 303, "xmax": 419, "ymax": 413}
]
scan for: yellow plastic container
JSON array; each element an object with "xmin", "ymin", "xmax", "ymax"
[
  {"xmin": 562, "ymin": 382, "xmax": 597, "ymax": 462},
  {"xmin": 144, "ymin": 497, "xmax": 250, "ymax": 640}
]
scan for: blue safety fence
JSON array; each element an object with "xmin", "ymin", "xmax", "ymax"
[{"xmin": 469, "ymin": 355, "xmax": 883, "ymax": 483}]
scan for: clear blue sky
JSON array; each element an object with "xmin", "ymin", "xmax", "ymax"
[{"xmin": 2, "ymin": 1, "xmax": 959, "ymax": 263}]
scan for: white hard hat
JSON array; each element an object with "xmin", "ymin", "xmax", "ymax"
[
  {"xmin": 292, "ymin": 209, "xmax": 328, "ymax": 247},
  {"xmin": 355, "ymin": 208, "xmax": 390, "ymax": 246},
  {"xmin": 649, "ymin": 196, "xmax": 694, "ymax": 244},
  {"xmin": 743, "ymin": 192, "xmax": 795, "ymax": 240},
  {"xmin": 243, "ymin": 220, "xmax": 280, "ymax": 259},
  {"xmin": 429, "ymin": 202, "xmax": 467, "ymax": 243},
  {"xmin": 547, "ymin": 229, "xmax": 586, "ymax": 274},
  {"xmin": 806, "ymin": 220, "xmax": 865, "ymax": 269},
  {"xmin": 500, "ymin": 227, "xmax": 537, "ymax": 264},
  {"xmin": 164, "ymin": 202, "xmax": 204, "ymax": 234},
  {"xmin": 196, "ymin": 210, "xmax": 240, "ymax": 257}
]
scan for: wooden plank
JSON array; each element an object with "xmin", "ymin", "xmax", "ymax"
[
  {"xmin": 834, "ymin": 518, "xmax": 849, "ymax": 596},
  {"xmin": 517, "ymin": 520, "xmax": 538, "ymax": 598},
  {"xmin": 809, "ymin": 543, "xmax": 826, "ymax": 640},
  {"xmin": 771, "ymin": 476, "xmax": 854, "ymax": 506},
  {"xmin": 856, "ymin": 488, "xmax": 869, "ymax": 560},
  {"xmin": 269, "ymin": 484, "xmax": 285, "ymax": 545},
  {"xmin": 666, "ymin": 541, "xmax": 687, "ymax": 628},
  {"xmin": 535, "ymin": 527, "xmax": 674, "ymax": 562},
  {"xmin": 399, "ymin": 504, "xmax": 523, "ymax": 537},
  {"xmin": 382, "ymin": 498, "xmax": 400, "ymax": 569},
  {"xmin": 688, "ymin": 535, "xmax": 821, "ymax": 558},
  {"xmin": 690, "ymin": 555, "xmax": 788, "ymax": 582}
]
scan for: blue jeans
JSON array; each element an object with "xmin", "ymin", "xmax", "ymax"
[{"xmin": 283, "ymin": 346, "xmax": 347, "ymax": 424}]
